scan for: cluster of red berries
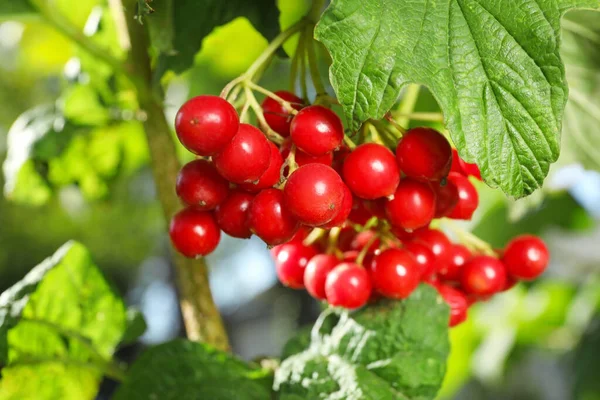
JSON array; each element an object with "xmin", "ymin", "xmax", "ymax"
[{"xmin": 169, "ymin": 91, "xmax": 550, "ymax": 327}]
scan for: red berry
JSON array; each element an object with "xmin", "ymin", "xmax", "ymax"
[
  {"xmin": 280, "ymin": 138, "xmax": 333, "ymax": 173},
  {"xmin": 175, "ymin": 95, "xmax": 239, "ymax": 156},
  {"xmin": 325, "ymin": 263, "xmax": 372, "ymax": 308},
  {"xmin": 261, "ymin": 91, "xmax": 303, "ymax": 136},
  {"xmin": 240, "ymin": 142, "xmax": 283, "ymax": 192},
  {"xmin": 176, "ymin": 159, "xmax": 229, "ymax": 209},
  {"xmin": 350, "ymin": 230, "xmax": 380, "ymax": 253},
  {"xmin": 396, "ymin": 127, "xmax": 452, "ymax": 181},
  {"xmin": 438, "ymin": 244, "xmax": 471, "ymax": 282},
  {"xmin": 247, "ymin": 188, "xmax": 299, "ymax": 246},
  {"xmin": 502, "ymin": 235, "xmax": 549, "ymax": 280},
  {"xmin": 370, "ymin": 249, "xmax": 420, "ymax": 299},
  {"xmin": 304, "ymin": 254, "xmax": 339, "ymax": 300},
  {"xmin": 447, "ymin": 173, "xmax": 478, "ymax": 220},
  {"xmin": 273, "ymin": 242, "xmax": 318, "ymax": 289},
  {"xmin": 283, "ymin": 164, "xmax": 345, "ymax": 226},
  {"xmin": 450, "ymin": 148, "xmax": 464, "ymax": 174},
  {"xmin": 434, "ymin": 181, "xmax": 459, "ymax": 218},
  {"xmin": 403, "ymin": 241, "xmax": 436, "ymax": 279},
  {"xmin": 321, "ymin": 184, "xmax": 353, "ymax": 228},
  {"xmin": 348, "ymin": 198, "xmax": 374, "ymax": 225},
  {"xmin": 342, "ymin": 143, "xmax": 400, "ymax": 199},
  {"xmin": 385, "ymin": 179, "xmax": 436, "ymax": 230},
  {"xmin": 290, "ymin": 105, "xmax": 344, "ymax": 156},
  {"xmin": 169, "ymin": 208, "xmax": 220, "ymax": 257},
  {"xmin": 412, "ymin": 228, "xmax": 453, "ymax": 270},
  {"xmin": 460, "ymin": 256, "xmax": 507, "ymax": 296},
  {"xmin": 332, "ymin": 146, "xmax": 351, "ymax": 174},
  {"xmin": 215, "ymin": 189, "xmax": 254, "ymax": 238},
  {"xmin": 459, "ymin": 158, "xmax": 482, "ymax": 180},
  {"xmin": 213, "ymin": 123, "xmax": 271, "ymax": 184},
  {"xmin": 435, "ymin": 284, "xmax": 469, "ymax": 327}
]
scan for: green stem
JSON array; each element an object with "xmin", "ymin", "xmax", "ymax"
[
  {"xmin": 396, "ymin": 84, "xmax": 421, "ymax": 127},
  {"xmin": 308, "ymin": 0, "xmax": 327, "ymax": 22},
  {"xmin": 305, "ymin": 25, "xmax": 326, "ymax": 97},
  {"xmin": 394, "ymin": 112, "xmax": 444, "ymax": 123},
  {"xmin": 297, "ymin": 37, "xmax": 309, "ymax": 100},
  {"xmin": 122, "ymin": 2, "xmax": 230, "ymax": 350}
]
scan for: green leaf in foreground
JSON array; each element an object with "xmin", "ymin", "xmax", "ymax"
[
  {"xmin": 275, "ymin": 285, "xmax": 450, "ymax": 399},
  {"xmin": 315, "ymin": 0, "xmax": 600, "ymax": 197},
  {"xmin": 149, "ymin": 0, "xmax": 280, "ymax": 75},
  {"xmin": 0, "ymin": 241, "xmax": 129, "ymax": 399},
  {"xmin": 114, "ymin": 339, "xmax": 273, "ymax": 400}
]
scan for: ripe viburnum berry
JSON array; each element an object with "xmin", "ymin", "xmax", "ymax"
[
  {"xmin": 447, "ymin": 173, "xmax": 478, "ymax": 220},
  {"xmin": 460, "ymin": 256, "xmax": 507, "ymax": 296},
  {"xmin": 325, "ymin": 263, "xmax": 371, "ymax": 308},
  {"xmin": 403, "ymin": 241, "xmax": 436, "ymax": 280},
  {"xmin": 175, "ymin": 95, "xmax": 239, "ymax": 156},
  {"xmin": 385, "ymin": 179, "xmax": 436, "ymax": 230},
  {"xmin": 412, "ymin": 228, "xmax": 453, "ymax": 270},
  {"xmin": 261, "ymin": 91, "xmax": 304, "ymax": 136},
  {"xmin": 396, "ymin": 127, "xmax": 452, "ymax": 181},
  {"xmin": 434, "ymin": 180, "xmax": 459, "ymax": 218},
  {"xmin": 435, "ymin": 284, "xmax": 469, "ymax": 327},
  {"xmin": 370, "ymin": 249, "xmax": 420, "ymax": 299},
  {"xmin": 283, "ymin": 164, "xmax": 345, "ymax": 226},
  {"xmin": 342, "ymin": 143, "xmax": 400, "ymax": 200},
  {"xmin": 304, "ymin": 254, "xmax": 339, "ymax": 300},
  {"xmin": 273, "ymin": 242, "xmax": 318, "ymax": 289},
  {"xmin": 438, "ymin": 244, "xmax": 471, "ymax": 282},
  {"xmin": 215, "ymin": 190, "xmax": 254, "ymax": 239},
  {"xmin": 502, "ymin": 235, "xmax": 549, "ymax": 280},
  {"xmin": 176, "ymin": 159, "xmax": 229, "ymax": 210},
  {"xmin": 169, "ymin": 207, "xmax": 221, "ymax": 257},
  {"xmin": 213, "ymin": 123, "xmax": 271, "ymax": 184},
  {"xmin": 240, "ymin": 142, "xmax": 283, "ymax": 192},
  {"xmin": 320, "ymin": 184, "xmax": 353, "ymax": 229},
  {"xmin": 247, "ymin": 188, "xmax": 299, "ymax": 246},
  {"xmin": 290, "ymin": 105, "xmax": 344, "ymax": 156}
]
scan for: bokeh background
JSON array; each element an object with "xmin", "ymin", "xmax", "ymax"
[{"xmin": 1, "ymin": 1, "xmax": 599, "ymax": 399}]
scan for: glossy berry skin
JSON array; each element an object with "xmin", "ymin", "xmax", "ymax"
[
  {"xmin": 273, "ymin": 242, "xmax": 318, "ymax": 289},
  {"xmin": 280, "ymin": 138, "xmax": 333, "ymax": 173},
  {"xmin": 447, "ymin": 173, "xmax": 478, "ymax": 220},
  {"xmin": 321, "ymin": 184, "xmax": 353, "ymax": 228},
  {"xmin": 502, "ymin": 235, "xmax": 549, "ymax": 280},
  {"xmin": 213, "ymin": 124, "xmax": 271, "ymax": 184},
  {"xmin": 460, "ymin": 256, "xmax": 507, "ymax": 296},
  {"xmin": 175, "ymin": 95, "xmax": 239, "ymax": 156},
  {"xmin": 240, "ymin": 142, "xmax": 283, "ymax": 192},
  {"xmin": 370, "ymin": 249, "xmax": 420, "ymax": 299},
  {"xmin": 304, "ymin": 254, "xmax": 339, "ymax": 300},
  {"xmin": 385, "ymin": 179, "xmax": 436, "ymax": 230},
  {"xmin": 412, "ymin": 228, "xmax": 453, "ymax": 270},
  {"xmin": 290, "ymin": 105, "xmax": 344, "ymax": 156},
  {"xmin": 438, "ymin": 244, "xmax": 471, "ymax": 282},
  {"xmin": 247, "ymin": 189, "xmax": 299, "ymax": 246},
  {"xmin": 169, "ymin": 207, "xmax": 220, "ymax": 258},
  {"xmin": 403, "ymin": 241, "xmax": 436, "ymax": 279},
  {"xmin": 215, "ymin": 190, "xmax": 254, "ymax": 238},
  {"xmin": 176, "ymin": 159, "xmax": 229, "ymax": 209},
  {"xmin": 342, "ymin": 143, "xmax": 400, "ymax": 200},
  {"xmin": 459, "ymin": 158, "xmax": 482, "ymax": 180},
  {"xmin": 434, "ymin": 181, "xmax": 459, "ymax": 218},
  {"xmin": 450, "ymin": 148, "xmax": 464, "ymax": 174},
  {"xmin": 396, "ymin": 127, "xmax": 452, "ymax": 181},
  {"xmin": 283, "ymin": 164, "xmax": 345, "ymax": 226},
  {"xmin": 261, "ymin": 91, "xmax": 304, "ymax": 136},
  {"xmin": 325, "ymin": 263, "xmax": 372, "ymax": 308},
  {"xmin": 435, "ymin": 284, "xmax": 469, "ymax": 327}
]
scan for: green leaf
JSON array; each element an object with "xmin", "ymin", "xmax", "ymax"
[
  {"xmin": 150, "ymin": 0, "xmax": 280, "ymax": 74},
  {"xmin": 560, "ymin": 10, "xmax": 600, "ymax": 170},
  {"xmin": 114, "ymin": 339, "xmax": 274, "ymax": 400},
  {"xmin": 315, "ymin": 0, "xmax": 600, "ymax": 198},
  {"xmin": 0, "ymin": 241, "xmax": 128, "ymax": 399},
  {"xmin": 120, "ymin": 308, "xmax": 147, "ymax": 345},
  {"xmin": 0, "ymin": 0, "xmax": 37, "ymax": 20},
  {"xmin": 275, "ymin": 285, "xmax": 450, "ymax": 399}
]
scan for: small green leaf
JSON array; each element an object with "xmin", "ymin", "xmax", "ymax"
[
  {"xmin": 149, "ymin": 0, "xmax": 280, "ymax": 75},
  {"xmin": 275, "ymin": 285, "xmax": 449, "ymax": 399},
  {"xmin": 315, "ymin": 0, "xmax": 600, "ymax": 198},
  {"xmin": 120, "ymin": 308, "xmax": 147, "ymax": 345},
  {"xmin": 114, "ymin": 339, "xmax": 274, "ymax": 400},
  {"xmin": 0, "ymin": 242, "xmax": 128, "ymax": 399}
]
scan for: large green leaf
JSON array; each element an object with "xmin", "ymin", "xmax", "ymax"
[
  {"xmin": 274, "ymin": 285, "xmax": 450, "ymax": 399},
  {"xmin": 148, "ymin": 0, "xmax": 280, "ymax": 75},
  {"xmin": 114, "ymin": 339, "xmax": 273, "ymax": 400},
  {"xmin": 0, "ymin": 242, "xmax": 129, "ymax": 399},
  {"xmin": 315, "ymin": 0, "xmax": 600, "ymax": 198}
]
